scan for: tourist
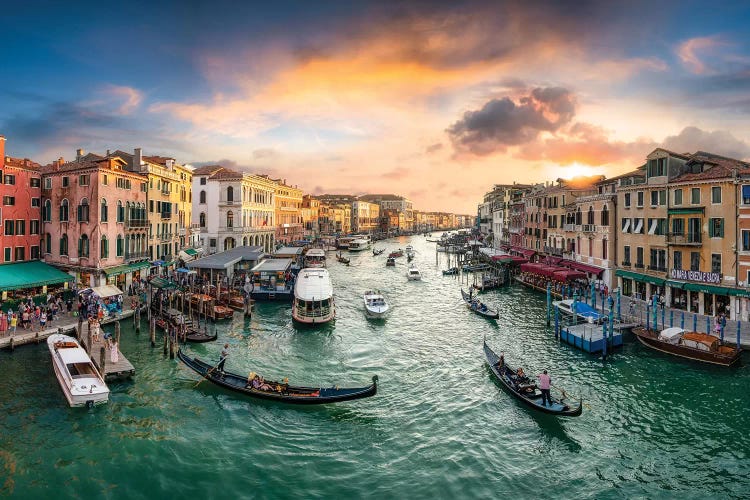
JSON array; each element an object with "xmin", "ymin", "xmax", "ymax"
[
  {"xmin": 40, "ymin": 311, "xmax": 47, "ymax": 330},
  {"xmin": 217, "ymin": 343, "xmax": 229, "ymax": 373},
  {"xmin": 538, "ymin": 370, "xmax": 552, "ymax": 407},
  {"xmin": 22, "ymin": 309, "xmax": 30, "ymax": 330},
  {"xmin": 110, "ymin": 340, "xmax": 119, "ymax": 363},
  {"xmin": 10, "ymin": 313, "xmax": 17, "ymax": 334}
]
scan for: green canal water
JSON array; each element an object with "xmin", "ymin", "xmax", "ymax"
[{"xmin": 1, "ymin": 236, "xmax": 749, "ymax": 498}]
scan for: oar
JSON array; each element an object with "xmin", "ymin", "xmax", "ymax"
[
  {"xmin": 551, "ymin": 383, "xmax": 591, "ymax": 409},
  {"xmin": 194, "ymin": 359, "xmax": 223, "ymax": 388}
]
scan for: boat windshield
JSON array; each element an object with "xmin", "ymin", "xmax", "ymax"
[{"xmin": 67, "ymin": 362, "xmax": 98, "ymax": 378}]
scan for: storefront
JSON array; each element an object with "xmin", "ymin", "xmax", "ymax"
[
  {"xmin": 103, "ymin": 262, "xmax": 151, "ymax": 288},
  {"xmin": 0, "ymin": 261, "xmax": 75, "ymax": 307},
  {"xmin": 615, "ymin": 269, "xmax": 665, "ymax": 301}
]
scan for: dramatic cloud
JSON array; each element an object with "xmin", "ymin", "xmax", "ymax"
[
  {"xmin": 661, "ymin": 126, "xmax": 750, "ymax": 160},
  {"xmin": 447, "ymin": 87, "xmax": 576, "ymax": 156},
  {"xmin": 677, "ymin": 36, "xmax": 726, "ymax": 74}
]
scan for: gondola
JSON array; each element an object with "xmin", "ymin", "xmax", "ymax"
[
  {"xmin": 460, "ymin": 289, "xmax": 499, "ymax": 319},
  {"xmin": 185, "ymin": 331, "xmax": 218, "ymax": 343},
  {"xmin": 372, "ymin": 248, "xmax": 385, "ymax": 256},
  {"xmin": 483, "ymin": 340, "xmax": 582, "ymax": 417},
  {"xmin": 442, "ymin": 267, "xmax": 459, "ymax": 275},
  {"xmin": 336, "ymin": 252, "xmax": 350, "ymax": 265},
  {"xmin": 177, "ymin": 350, "xmax": 378, "ymax": 405}
]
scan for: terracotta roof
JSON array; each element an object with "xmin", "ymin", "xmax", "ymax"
[
  {"xmin": 210, "ymin": 168, "xmax": 243, "ymax": 180},
  {"xmin": 192, "ymin": 165, "xmax": 225, "ymax": 175},
  {"xmin": 143, "ymin": 155, "xmax": 174, "ymax": 165},
  {"xmin": 39, "ymin": 156, "xmax": 133, "ymax": 175},
  {"xmin": 4, "ymin": 156, "xmax": 41, "ymax": 170},
  {"xmin": 671, "ymin": 152, "xmax": 750, "ymax": 182},
  {"xmin": 606, "ymin": 168, "xmax": 646, "ymax": 182}
]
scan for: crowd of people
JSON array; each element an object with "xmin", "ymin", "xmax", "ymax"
[{"xmin": 0, "ymin": 293, "xmax": 74, "ymax": 336}]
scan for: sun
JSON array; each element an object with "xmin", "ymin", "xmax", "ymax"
[{"xmin": 565, "ymin": 162, "xmax": 594, "ymax": 178}]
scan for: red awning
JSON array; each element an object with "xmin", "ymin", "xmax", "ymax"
[
  {"xmin": 510, "ymin": 256, "xmax": 528, "ymax": 264},
  {"xmin": 568, "ymin": 261, "xmax": 604, "ymax": 276},
  {"xmin": 553, "ymin": 269, "xmax": 587, "ymax": 281},
  {"xmin": 521, "ymin": 249, "xmax": 536, "ymax": 258},
  {"xmin": 491, "ymin": 255, "xmax": 513, "ymax": 263},
  {"xmin": 544, "ymin": 256, "xmax": 563, "ymax": 265}
]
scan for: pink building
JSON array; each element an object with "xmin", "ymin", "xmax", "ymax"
[
  {"xmin": 41, "ymin": 150, "xmax": 148, "ymax": 288},
  {"xmin": 0, "ymin": 135, "xmax": 43, "ymax": 262}
]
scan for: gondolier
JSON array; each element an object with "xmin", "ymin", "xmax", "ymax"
[
  {"xmin": 218, "ymin": 344, "xmax": 229, "ymax": 373},
  {"xmin": 538, "ymin": 370, "xmax": 551, "ymax": 407}
]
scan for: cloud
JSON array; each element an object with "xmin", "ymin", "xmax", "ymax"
[
  {"xmin": 661, "ymin": 126, "xmax": 750, "ymax": 160},
  {"xmin": 425, "ymin": 143, "xmax": 443, "ymax": 153},
  {"xmin": 446, "ymin": 87, "xmax": 576, "ymax": 156},
  {"xmin": 104, "ymin": 85, "xmax": 143, "ymax": 114},
  {"xmin": 676, "ymin": 36, "xmax": 725, "ymax": 75},
  {"xmin": 252, "ymin": 148, "xmax": 280, "ymax": 160}
]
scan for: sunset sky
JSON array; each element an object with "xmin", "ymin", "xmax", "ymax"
[{"xmin": 2, "ymin": 1, "xmax": 750, "ymax": 213}]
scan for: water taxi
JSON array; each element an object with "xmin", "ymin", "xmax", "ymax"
[
  {"xmin": 364, "ymin": 290, "xmax": 390, "ymax": 318},
  {"xmin": 47, "ymin": 334, "xmax": 110, "ymax": 407},
  {"xmin": 407, "ymin": 264, "xmax": 422, "ymax": 281},
  {"xmin": 303, "ymin": 248, "xmax": 326, "ymax": 268},
  {"xmin": 348, "ymin": 238, "xmax": 372, "ymax": 252},
  {"xmin": 292, "ymin": 268, "xmax": 335, "ymax": 324}
]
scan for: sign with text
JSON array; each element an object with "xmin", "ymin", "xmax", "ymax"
[{"xmin": 670, "ymin": 269, "xmax": 721, "ymax": 284}]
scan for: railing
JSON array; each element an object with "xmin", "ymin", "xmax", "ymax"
[
  {"xmin": 666, "ymin": 232, "xmax": 702, "ymax": 245},
  {"xmin": 219, "ymin": 199, "xmax": 237, "ymax": 205},
  {"xmin": 294, "ymin": 304, "xmax": 332, "ymax": 318},
  {"xmin": 125, "ymin": 218, "xmax": 149, "ymax": 228},
  {"xmin": 125, "ymin": 251, "xmax": 149, "ymax": 261},
  {"xmin": 582, "ymin": 224, "xmax": 596, "ymax": 232},
  {"xmin": 160, "ymin": 212, "xmax": 172, "ymax": 220},
  {"xmin": 157, "ymin": 233, "xmax": 173, "ymax": 241},
  {"xmin": 218, "ymin": 226, "xmax": 244, "ymax": 232},
  {"xmin": 563, "ymin": 224, "xmax": 576, "ymax": 231},
  {"xmin": 635, "ymin": 262, "xmax": 644, "ymax": 269},
  {"xmin": 621, "ymin": 261, "xmax": 631, "ymax": 267}
]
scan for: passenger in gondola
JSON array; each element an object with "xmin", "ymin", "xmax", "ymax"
[{"xmin": 495, "ymin": 353, "xmax": 505, "ymax": 370}]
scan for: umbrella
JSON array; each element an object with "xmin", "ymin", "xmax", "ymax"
[{"xmin": 176, "ymin": 267, "xmax": 191, "ymax": 273}]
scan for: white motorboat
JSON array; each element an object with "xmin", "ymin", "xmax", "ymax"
[
  {"xmin": 348, "ymin": 238, "xmax": 372, "ymax": 252},
  {"xmin": 553, "ymin": 299, "xmax": 604, "ymax": 324},
  {"xmin": 406, "ymin": 264, "xmax": 422, "ymax": 281},
  {"xmin": 303, "ymin": 248, "xmax": 326, "ymax": 268},
  {"xmin": 47, "ymin": 334, "xmax": 109, "ymax": 407},
  {"xmin": 405, "ymin": 245, "xmax": 415, "ymax": 260},
  {"xmin": 292, "ymin": 268, "xmax": 335, "ymax": 324},
  {"xmin": 363, "ymin": 290, "xmax": 390, "ymax": 318}
]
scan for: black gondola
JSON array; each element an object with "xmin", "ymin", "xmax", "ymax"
[
  {"xmin": 483, "ymin": 340, "xmax": 582, "ymax": 417},
  {"xmin": 185, "ymin": 331, "xmax": 218, "ymax": 343},
  {"xmin": 177, "ymin": 350, "xmax": 378, "ymax": 405},
  {"xmin": 460, "ymin": 289, "xmax": 499, "ymax": 319},
  {"xmin": 442, "ymin": 267, "xmax": 459, "ymax": 275}
]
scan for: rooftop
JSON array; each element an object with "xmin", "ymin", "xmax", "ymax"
[{"xmin": 187, "ymin": 246, "xmax": 266, "ymax": 270}]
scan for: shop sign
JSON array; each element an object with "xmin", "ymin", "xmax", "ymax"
[{"xmin": 670, "ymin": 269, "xmax": 721, "ymax": 284}]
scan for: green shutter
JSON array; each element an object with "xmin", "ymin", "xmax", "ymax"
[
  {"xmin": 709, "ymin": 218, "xmax": 714, "ymax": 236},
  {"xmin": 719, "ymin": 218, "xmax": 724, "ymax": 238}
]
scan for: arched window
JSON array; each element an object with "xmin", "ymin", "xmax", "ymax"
[
  {"xmin": 117, "ymin": 200, "xmax": 124, "ymax": 222},
  {"xmin": 227, "ymin": 186, "xmax": 234, "ymax": 202},
  {"xmin": 78, "ymin": 234, "xmax": 89, "ymax": 257},
  {"xmin": 60, "ymin": 234, "xmax": 68, "ymax": 256},
  {"xmin": 60, "ymin": 199, "xmax": 69, "ymax": 221},
  {"xmin": 601, "ymin": 205, "xmax": 609, "ymax": 226},
  {"xmin": 43, "ymin": 200, "xmax": 51, "ymax": 222},
  {"xmin": 45, "ymin": 233, "xmax": 51, "ymax": 254},
  {"xmin": 101, "ymin": 198, "xmax": 108, "ymax": 222},
  {"xmin": 587, "ymin": 205, "xmax": 594, "ymax": 225},
  {"xmin": 116, "ymin": 235, "xmax": 124, "ymax": 257},
  {"xmin": 77, "ymin": 198, "xmax": 89, "ymax": 222},
  {"xmin": 199, "ymin": 212, "xmax": 206, "ymax": 227},
  {"xmin": 100, "ymin": 235, "xmax": 109, "ymax": 258},
  {"xmin": 227, "ymin": 211, "xmax": 234, "ymax": 228},
  {"xmin": 200, "ymin": 190, "xmax": 206, "ymax": 204},
  {"xmin": 575, "ymin": 207, "xmax": 582, "ymax": 225}
]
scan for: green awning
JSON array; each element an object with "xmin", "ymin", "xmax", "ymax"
[
  {"xmin": 103, "ymin": 264, "xmax": 130, "ymax": 276},
  {"xmin": 149, "ymin": 277, "xmax": 177, "ymax": 289},
  {"xmin": 615, "ymin": 269, "xmax": 665, "ymax": 286},
  {"xmin": 184, "ymin": 248, "xmax": 198, "ymax": 256},
  {"xmin": 665, "ymin": 280, "xmax": 685, "ymax": 289},
  {"xmin": 128, "ymin": 261, "xmax": 150, "ymax": 271},
  {"xmin": 682, "ymin": 282, "xmax": 745, "ymax": 296},
  {"xmin": 0, "ymin": 261, "xmax": 74, "ymax": 291},
  {"xmin": 668, "ymin": 207, "xmax": 704, "ymax": 215}
]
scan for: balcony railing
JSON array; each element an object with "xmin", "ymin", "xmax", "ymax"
[
  {"xmin": 621, "ymin": 261, "xmax": 631, "ymax": 267},
  {"xmin": 125, "ymin": 250, "xmax": 149, "ymax": 261},
  {"xmin": 219, "ymin": 226, "xmax": 244, "ymax": 232},
  {"xmin": 666, "ymin": 232, "xmax": 702, "ymax": 245},
  {"xmin": 219, "ymin": 199, "xmax": 237, "ymax": 206},
  {"xmin": 563, "ymin": 224, "xmax": 576, "ymax": 232},
  {"xmin": 125, "ymin": 218, "xmax": 149, "ymax": 228},
  {"xmin": 582, "ymin": 224, "xmax": 596, "ymax": 232},
  {"xmin": 156, "ymin": 232, "xmax": 173, "ymax": 241},
  {"xmin": 635, "ymin": 262, "xmax": 644, "ymax": 269},
  {"xmin": 160, "ymin": 212, "xmax": 172, "ymax": 220}
]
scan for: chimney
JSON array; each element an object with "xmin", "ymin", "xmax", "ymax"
[
  {"xmin": 76, "ymin": 148, "xmax": 84, "ymax": 160},
  {"xmin": 106, "ymin": 149, "xmax": 111, "ymax": 157},
  {"xmin": 134, "ymin": 147, "xmax": 143, "ymax": 171},
  {"xmin": 0, "ymin": 135, "xmax": 5, "ymax": 165}
]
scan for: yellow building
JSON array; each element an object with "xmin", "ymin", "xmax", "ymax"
[{"xmin": 269, "ymin": 178, "xmax": 303, "ymax": 244}]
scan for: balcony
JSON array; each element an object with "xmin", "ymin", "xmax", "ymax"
[
  {"xmin": 157, "ymin": 232, "xmax": 173, "ymax": 241},
  {"xmin": 621, "ymin": 261, "xmax": 631, "ymax": 267},
  {"xmin": 219, "ymin": 199, "xmax": 238, "ymax": 206},
  {"xmin": 635, "ymin": 262, "xmax": 644, "ymax": 269},
  {"xmin": 160, "ymin": 211, "xmax": 172, "ymax": 220},
  {"xmin": 219, "ymin": 226, "xmax": 244, "ymax": 233},
  {"xmin": 125, "ymin": 250, "xmax": 149, "ymax": 262},
  {"xmin": 563, "ymin": 224, "xmax": 576, "ymax": 232},
  {"xmin": 582, "ymin": 224, "xmax": 596, "ymax": 233},
  {"xmin": 125, "ymin": 218, "xmax": 149, "ymax": 229},
  {"xmin": 666, "ymin": 232, "xmax": 702, "ymax": 246},
  {"xmin": 543, "ymin": 245, "xmax": 563, "ymax": 257},
  {"xmin": 178, "ymin": 227, "xmax": 186, "ymax": 236}
]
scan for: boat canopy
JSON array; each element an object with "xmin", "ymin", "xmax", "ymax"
[
  {"xmin": 294, "ymin": 269, "xmax": 333, "ymax": 300},
  {"xmin": 658, "ymin": 327, "xmax": 685, "ymax": 345},
  {"xmin": 56, "ymin": 346, "xmax": 93, "ymax": 365},
  {"xmin": 681, "ymin": 332, "xmax": 718, "ymax": 351}
]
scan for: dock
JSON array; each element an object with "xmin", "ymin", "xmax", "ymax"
[{"xmin": 558, "ymin": 322, "xmax": 625, "ymax": 353}]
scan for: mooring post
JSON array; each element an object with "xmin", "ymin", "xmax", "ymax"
[
  {"xmin": 150, "ymin": 317, "xmax": 156, "ymax": 347},
  {"xmin": 163, "ymin": 330, "xmax": 168, "ymax": 356},
  {"xmin": 737, "ymin": 321, "xmax": 741, "ymax": 351},
  {"xmin": 87, "ymin": 321, "xmax": 92, "ymax": 354},
  {"xmin": 706, "ymin": 316, "xmax": 710, "ymax": 335},
  {"xmin": 693, "ymin": 314, "xmax": 697, "ymax": 333},
  {"xmin": 100, "ymin": 346, "xmax": 106, "ymax": 374},
  {"xmin": 546, "ymin": 282, "xmax": 551, "ymax": 326},
  {"xmin": 681, "ymin": 311, "xmax": 685, "ymax": 329},
  {"xmin": 670, "ymin": 310, "xmax": 674, "ymax": 328},
  {"xmin": 602, "ymin": 320, "xmax": 607, "ymax": 360},
  {"xmin": 554, "ymin": 305, "xmax": 559, "ymax": 340}
]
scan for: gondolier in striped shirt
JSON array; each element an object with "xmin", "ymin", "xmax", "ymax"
[
  {"xmin": 217, "ymin": 344, "xmax": 229, "ymax": 373},
  {"xmin": 538, "ymin": 370, "xmax": 552, "ymax": 407}
]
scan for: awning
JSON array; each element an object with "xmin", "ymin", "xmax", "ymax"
[
  {"xmin": 103, "ymin": 261, "xmax": 150, "ymax": 276},
  {"xmin": 491, "ymin": 255, "xmax": 513, "ymax": 263},
  {"xmin": 553, "ymin": 269, "xmax": 587, "ymax": 281},
  {"xmin": 668, "ymin": 207, "xmax": 705, "ymax": 215},
  {"xmin": 545, "ymin": 256, "xmax": 563, "ymax": 265},
  {"xmin": 152, "ymin": 260, "xmax": 165, "ymax": 267},
  {"xmin": 567, "ymin": 261, "xmax": 604, "ymax": 276},
  {"xmin": 90, "ymin": 285, "xmax": 123, "ymax": 297},
  {"xmin": 615, "ymin": 269, "xmax": 665, "ymax": 286},
  {"xmin": 520, "ymin": 249, "xmax": 536, "ymax": 258},
  {"xmin": 665, "ymin": 280, "xmax": 685, "ymax": 289},
  {"xmin": 149, "ymin": 277, "xmax": 177, "ymax": 289},
  {"xmin": 129, "ymin": 261, "xmax": 150, "ymax": 271},
  {"xmin": 184, "ymin": 248, "xmax": 198, "ymax": 256},
  {"xmin": 176, "ymin": 267, "xmax": 191, "ymax": 273},
  {"xmin": 0, "ymin": 261, "xmax": 74, "ymax": 291},
  {"xmin": 683, "ymin": 282, "xmax": 731, "ymax": 296}
]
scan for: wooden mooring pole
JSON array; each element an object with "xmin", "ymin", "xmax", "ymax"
[
  {"xmin": 150, "ymin": 317, "xmax": 156, "ymax": 347},
  {"xmin": 100, "ymin": 346, "xmax": 107, "ymax": 374}
]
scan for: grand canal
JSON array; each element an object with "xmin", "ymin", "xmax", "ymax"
[{"xmin": 1, "ymin": 235, "xmax": 749, "ymax": 498}]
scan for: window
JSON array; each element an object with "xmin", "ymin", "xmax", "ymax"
[
  {"xmin": 623, "ymin": 245, "xmax": 631, "ymax": 264},
  {"xmin": 227, "ymin": 211, "xmax": 234, "ymax": 227},
  {"xmin": 4, "ymin": 248, "xmax": 10, "ymax": 262},
  {"xmin": 587, "ymin": 206, "xmax": 594, "ymax": 225},
  {"xmin": 659, "ymin": 190, "xmax": 666, "ymax": 205},
  {"xmin": 100, "ymin": 236, "xmax": 109, "ymax": 258},
  {"xmin": 710, "ymin": 186, "xmax": 721, "ymax": 204},
  {"xmin": 44, "ymin": 178, "xmax": 52, "ymax": 189},
  {"xmin": 636, "ymin": 247, "xmax": 644, "ymax": 267},
  {"xmin": 79, "ymin": 174, "xmax": 89, "ymax": 186},
  {"xmin": 30, "ymin": 178, "xmax": 41, "ymax": 188},
  {"xmin": 601, "ymin": 205, "xmax": 609, "ymax": 226},
  {"xmin": 100, "ymin": 199, "xmax": 108, "ymax": 222},
  {"xmin": 227, "ymin": 186, "xmax": 234, "ymax": 202},
  {"xmin": 743, "ymin": 185, "xmax": 750, "ymax": 205},
  {"xmin": 4, "ymin": 220, "xmax": 14, "ymax": 235},
  {"xmin": 14, "ymin": 247, "xmax": 25, "ymax": 261},
  {"xmin": 45, "ymin": 233, "xmax": 51, "ymax": 253},
  {"xmin": 672, "ymin": 218, "xmax": 684, "ymax": 236},
  {"xmin": 200, "ymin": 177, "xmax": 206, "ymax": 185},
  {"xmin": 633, "ymin": 218, "xmax": 644, "ymax": 234},
  {"xmin": 200, "ymin": 190, "xmax": 206, "ymax": 204},
  {"xmin": 60, "ymin": 199, "xmax": 69, "ymax": 221},
  {"xmin": 743, "ymin": 230, "xmax": 750, "ymax": 251},
  {"xmin": 199, "ymin": 212, "xmax": 206, "ymax": 227},
  {"xmin": 60, "ymin": 235, "xmax": 68, "ymax": 256},
  {"xmin": 30, "ymin": 220, "xmax": 39, "ymax": 235},
  {"xmin": 116, "ymin": 235, "xmax": 124, "ymax": 257},
  {"xmin": 209, "ymin": 238, "xmax": 217, "ymax": 247},
  {"xmin": 691, "ymin": 188, "xmax": 700, "ymax": 204},
  {"xmin": 141, "ymin": 182, "xmax": 148, "ymax": 192},
  {"xmin": 77, "ymin": 199, "xmax": 90, "ymax": 222},
  {"xmin": 62, "ymin": 176, "xmax": 69, "ymax": 187},
  {"xmin": 3, "ymin": 196, "xmax": 15, "ymax": 206},
  {"xmin": 688, "ymin": 218, "xmax": 701, "ymax": 243},
  {"xmin": 674, "ymin": 251, "xmax": 682, "ymax": 270},
  {"xmin": 602, "ymin": 238, "xmax": 607, "ymax": 260},
  {"xmin": 78, "ymin": 234, "xmax": 89, "ymax": 257},
  {"xmin": 4, "ymin": 174, "xmax": 15, "ymax": 185},
  {"xmin": 43, "ymin": 200, "xmax": 51, "ymax": 222},
  {"xmin": 674, "ymin": 189, "xmax": 683, "ymax": 205},
  {"xmin": 636, "ymin": 191, "xmax": 644, "ymax": 207},
  {"xmin": 709, "ymin": 218, "xmax": 724, "ymax": 238},
  {"xmin": 15, "ymin": 220, "xmax": 25, "ymax": 235},
  {"xmin": 624, "ymin": 193, "xmax": 631, "ymax": 208},
  {"xmin": 30, "ymin": 246, "xmax": 39, "ymax": 259},
  {"xmin": 117, "ymin": 201, "xmax": 124, "ymax": 222},
  {"xmin": 102, "ymin": 174, "xmax": 108, "ymax": 186},
  {"xmin": 690, "ymin": 252, "xmax": 700, "ymax": 271},
  {"xmin": 711, "ymin": 253, "xmax": 721, "ymax": 274},
  {"xmin": 31, "ymin": 197, "xmax": 40, "ymax": 207},
  {"xmin": 651, "ymin": 191, "xmax": 659, "ymax": 206},
  {"xmin": 648, "ymin": 157, "xmax": 667, "ymax": 177}
]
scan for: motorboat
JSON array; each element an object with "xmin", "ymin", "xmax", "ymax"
[
  {"xmin": 406, "ymin": 264, "xmax": 422, "ymax": 281},
  {"xmin": 388, "ymin": 249, "xmax": 404, "ymax": 258},
  {"xmin": 553, "ymin": 299, "xmax": 604, "ymax": 324},
  {"xmin": 292, "ymin": 268, "xmax": 335, "ymax": 324},
  {"xmin": 363, "ymin": 290, "xmax": 390, "ymax": 318},
  {"xmin": 386, "ymin": 257, "xmax": 396, "ymax": 267},
  {"xmin": 303, "ymin": 248, "xmax": 326, "ymax": 268},
  {"xmin": 373, "ymin": 248, "xmax": 384, "ymax": 256},
  {"xmin": 47, "ymin": 334, "xmax": 110, "ymax": 407},
  {"xmin": 632, "ymin": 326, "xmax": 742, "ymax": 366},
  {"xmin": 348, "ymin": 238, "xmax": 372, "ymax": 252}
]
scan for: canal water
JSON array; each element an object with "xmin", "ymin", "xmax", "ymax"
[{"xmin": 1, "ymin": 236, "xmax": 749, "ymax": 498}]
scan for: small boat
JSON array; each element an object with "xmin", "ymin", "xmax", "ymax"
[
  {"xmin": 303, "ymin": 248, "xmax": 327, "ymax": 268},
  {"xmin": 483, "ymin": 340, "xmax": 582, "ymax": 417},
  {"xmin": 177, "ymin": 350, "xmax": 378, "ymax": 404},
  {"xmin": 372, "ymin": 248, "xmax": 385, "ymax": 256},
  {"xmin": 442, "ymin": 267, "xmax": 459, "ymax": 275},
  {"xmin": 388, "ymin": 249, "xmax": 404, "ymax": 258},
  {"xmin": 363, "ymin": 290, "xmax": 389, "ymax": 318},
  {"xmin": 632, "ymin": 326, "xmax": 742, "ymax": 366},
  {"xmin": 185, "ymin": 330, "xmax": 218, "ymax": 343},
  {"xmin": 386, "ymin": 257, "xmax": 396, "ymax": 267},
  {"xmin": 406, "ymin": 264, "xmax": 422, "ymax": 281},
  {"xmin": 461, "ymin": 289, "xmax": 499, "ymax": 319},
  {"xmin": 336, "ymin": 252, "xmax": 350, "ymax": 265},
  {"xmin": 553, "ymin": 299, "xmax": 604, "ymax": 324},
  {"xmin": 47, "ymin": 334, "xmax": 110, "ymax": 407},
  {"xmin": 213, "ymin": 304, "xmax": 234, "ymax": 320}
]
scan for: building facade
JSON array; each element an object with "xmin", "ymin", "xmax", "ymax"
[
  {"xmin": 352, "ymin": 200, "xmax": 380, "ymax": 233},
  {"xmin": 271, "ymin": 179, "xmax": 303, "ymax": 244}
]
